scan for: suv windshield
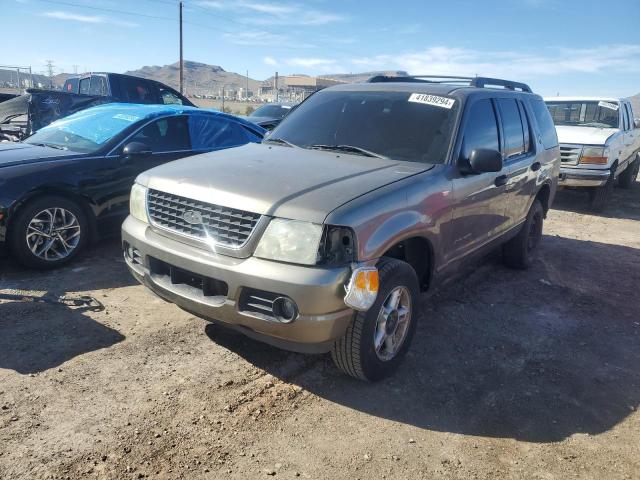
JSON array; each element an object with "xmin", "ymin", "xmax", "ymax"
[
  {"xmin": 545, "ymin": 101, "xmax": 619, "ymax": 128},
  {"xmin": 269, "ymin": 90, "xmax": 459, "ymax": 163},
  {"xmin": 24, "ymin": 107, "xmax": 142, "ymax": 153},
  {"xmin": 251, "ymin": 104, "xmax": 292, "ymax": 118}
]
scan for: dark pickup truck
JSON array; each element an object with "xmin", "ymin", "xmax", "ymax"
[{"xmin": 0, "ymin": 73, "xmax": 194, "ymax": 142}]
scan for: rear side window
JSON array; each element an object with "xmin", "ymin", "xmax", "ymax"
[
  {"xmin": 460, "ymin": 99, "xmax": 499, "ymax": 160},
  {"xmin": 530, "ymin": 98, "xmax": 558, "ymax": 149},
  {"xmin": 497, "ymin": 98, "xmax": 526, "ymax": 158},
  {"xmin": 79, "ymin": 78, "xmax": 90, "ymax": 95},
  {"xmin": 189, "ymin": 115, "xmax": 258, "ymax": 150},
  {"xmin": 88, "ymin": 76, "xmax": 107, "ymax": 96}
]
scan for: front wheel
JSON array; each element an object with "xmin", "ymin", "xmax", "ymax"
[
  {"xmin": 618, "ymin": 157, "xmax": 639, "ymax": 189},
  {"xmin": 588, "ymin": 170, "xmax": 614, "ymax": 211},
  {"xmin": 331, "ymin": 258, "xmax": 420, "ymax": 381},
  {"xmin": 9, "ymin": 195, "xmax": 89, "ymax": 269}
]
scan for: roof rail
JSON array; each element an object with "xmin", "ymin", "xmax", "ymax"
[{"xmin": 367, "ymin": 74, "xmax": 532, "ymax": 93}]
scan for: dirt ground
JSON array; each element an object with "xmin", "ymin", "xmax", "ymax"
[{"xmin": 1, "ymin": 183, "xmax": 639, "ymax": 480}]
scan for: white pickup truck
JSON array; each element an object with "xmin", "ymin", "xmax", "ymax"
[{"xmin": 544, "ymin": 97, "xmax": 640, "ymax": 210}]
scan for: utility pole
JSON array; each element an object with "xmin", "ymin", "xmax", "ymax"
[
  {"xmin": 222, "ymin": 85, "xmax": 225, "ymax": 112},
  {"xmin": 275, "ymin": 71, "xmax": 278, "ymax": 102},
  {"xmin": 46, "ymin": 60, "xmax": 55, "ymax": 88},
  {"xmin": 246, "ymin": 70, "xmax": 249, "ymax": 100},
  {"xmin": 179, "ymin": 1, "xmax": 184, "ymax": 95}
]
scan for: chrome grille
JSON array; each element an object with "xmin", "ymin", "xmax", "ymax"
[
  {"xmin": 559, "ymin": 144, "xmax": 582, "ymax": 165},
  {"xmin": 147, "ymin": 189, "xmax": 261, "ymax": 247}
]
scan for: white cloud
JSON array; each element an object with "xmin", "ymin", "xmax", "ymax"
[
  {"xmin": 42, "ymin": 10, "xmax": 138, "ymax": 27},
  {"xmin": 196, "ymin": 0, "xmax": 345, "ymax": 26},
  {"xmin": 263, "ymin": 56, "xmax": 278, "ymax": 66},
  {"xmin": 352, "ymin": 45, "xmax": 640, "ymax": 78},
  {"xmin": 286, "ymin": 58, "xmax": 336, "ymax": 68},
  {"xmin": 223, "ymin": 31, "xmax": 288, "ymax": 46}
]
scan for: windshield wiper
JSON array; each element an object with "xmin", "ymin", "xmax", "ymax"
[
  {"xmin": 264, "ymin": 137, "xmax": 299, "ymax": 148},
  {"xmin": 309, "ymin": 144, "xmax": 388, "ymax": 159},
  {"xmin": 29, "ymin": 142, "xmax": 68, "ymax": 150}
]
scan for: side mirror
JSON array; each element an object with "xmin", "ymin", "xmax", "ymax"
[
  {"xmin": 122, "ymin": 141, "xmax": 152, "ymax": 158},
  {"xmin": 459, "ymin": 148, "xmax": 503, "ymax": 174},
  {"xmin": 634, "ymin": 118, "xmax": 640, "ymax": 129}
]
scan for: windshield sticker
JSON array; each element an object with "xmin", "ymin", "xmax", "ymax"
[
  {"xmin": 408, "ymin": 93, "xmax": 455, "ymax": 109},
  {"xmin": 282, "ymin": 105, "xmax": 292, "ymax": 109},
  {"xmin": 598, "ymin": 101, "xmax": 619, "ymax": 111},
  {"xmin": 113, "ymin": 113, "xmax": 140, "ymax": 122}
]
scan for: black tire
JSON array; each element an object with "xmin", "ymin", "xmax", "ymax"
[
  {"xmin": 588, "ymin": 170, "xmax": 614, "ymax": 211},
  {"xmin": 8, "ymin": 195, "xmax": 89, "ymax": 269},
  {"xmin": 503, "ymin": 199, "xmax": 544, "ymax": 270},
  {"xmin": 331, "ymin": 257, "xmax": 420, "ymax": 381},
  {"xmin": 618, "ymin": 157, "xmax": 639, "ymax": 189}
]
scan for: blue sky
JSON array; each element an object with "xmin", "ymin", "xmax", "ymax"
[{"xmin": 3, "ymin": 0, "xmax": 640, "ymax": 97}]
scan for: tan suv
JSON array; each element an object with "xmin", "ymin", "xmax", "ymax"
[{"xmin": 122, "ymin": 76, "xmax": 560, "ymax": 381}]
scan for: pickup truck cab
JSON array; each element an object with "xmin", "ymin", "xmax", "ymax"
[
  {"xmin": 123, "ymin": 76, "xmax": 560, "ymax": 381},
  {"xmin": 63, "ymin": 72, "xmax": 194, "ymax": 107},
  {"xmin": 544, "ymin": 97, "xmax": 640, "ymax": 210}
]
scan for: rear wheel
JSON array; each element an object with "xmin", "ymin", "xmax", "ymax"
[
  {"xmin": 588, "ymin": 170, "xmax": 614, "ymax": 211},
  {"xmin": 503, "ymin": 199, "xmax": 544, "ymax": 270},
  {"xmin": 331, "ymin": 258, "xmax": 419, "ymax": 381},
  {"xmin": 9, "ymin": 195, "xmax": 88, "ymax": 269},
  {"xmin": 618, "ymin": 157, "xmax": 639, "ymax": 189}
]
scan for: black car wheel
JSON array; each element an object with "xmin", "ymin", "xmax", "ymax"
[
  {"xmin": 503, "ymin": 199, "xmax": 544, "ymax": 270},
  {"xmin": 618, "ymin": 157, "xmax": 639, "ymax": 189},
  {"xmin": 331, "ymin": 258, "xmax": 419, "ymax": 381},
  {"xmin": 9, "ymin": 195, "xmax": 89, "ymax": 269}
]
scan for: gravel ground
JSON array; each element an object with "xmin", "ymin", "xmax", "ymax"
[{"xmin": 1, "ymin": 183, "xmax": 639, "ymax": 480}]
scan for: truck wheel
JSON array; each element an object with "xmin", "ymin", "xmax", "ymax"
[
  {"xmin": 618, "ymin": 157, "xmax": 639, "ymax": 189},
  {"xmin": 588, "ymin": 171, "xmax": 614, "ymax": 211},
  {"xmin": 331, "ymin": 258, "xmax": 419, "ymax": 381},
  {"xmin": 9, "ymin": 195, "xmax": 88, "ymax": 269},
  {"xmin": 503, "ymin": 199, "xmax": 544, "ymax": 270}
]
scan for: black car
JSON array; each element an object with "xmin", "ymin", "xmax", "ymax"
[
  {"xmin": 0, "ymin": 103, "xmax": 265, "ymax": 269},
  {"xmin": 243, "ymin": 102, "xmax": 296, "ymax": 130}
]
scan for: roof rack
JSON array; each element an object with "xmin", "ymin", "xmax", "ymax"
[{"xmin": 366, "ymin": 75, "xmax": 532, "ymax": 93}]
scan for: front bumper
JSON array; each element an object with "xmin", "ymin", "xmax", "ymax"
[
  {"xmin": 559, "ymin": 166, "xmax": 610, "ymax": 188},
  {"xmin": 121, "ymin": 216, "xmax": 354, "ymax": 353}
]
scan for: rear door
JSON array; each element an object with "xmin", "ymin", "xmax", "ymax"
[
  {"xmin": 450, "ymin": 97, "xmax": 510, "ymax": 261},
  {"xmin": 496, "ymin": 97, "xmax": 537, "ymax": 227}
]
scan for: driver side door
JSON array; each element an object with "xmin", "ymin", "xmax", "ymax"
[
  {"xmin": 448, "ymin": 98, "xmax": 510, "ymax": 264},
  {"xmin": 95, "ymin": 115, "xmax": 195, "ymax": 234}
]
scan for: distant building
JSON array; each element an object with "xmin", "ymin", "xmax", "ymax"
[{"xmin": 259, "ymin": 75, "xmax": 346, "ymax": 102}]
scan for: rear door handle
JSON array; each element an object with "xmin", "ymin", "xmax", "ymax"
[
  {"xmin": 494, "ymin": 175, "xmax": 508, "ymax": 187},
  {"xmin": 531, "ymin": 161, "xmax": 541, "ymax": 172}
]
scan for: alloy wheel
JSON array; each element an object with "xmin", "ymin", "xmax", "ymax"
[
  {"xmin": 373, "ymin": 286, "xmax": 412, "ymax": 361},
  {"xmin": 26, "ymin": 208, "xmax": 82, "ymax": 261}
]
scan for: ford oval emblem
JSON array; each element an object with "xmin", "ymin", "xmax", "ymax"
[{"xmin": 183, "ymin": 210, "xmax": 203, "ymax": 224}]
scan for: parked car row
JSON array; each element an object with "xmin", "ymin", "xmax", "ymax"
[{"xmin": 1, "ymin": 74, "xmax": 638, "ymax": 381}]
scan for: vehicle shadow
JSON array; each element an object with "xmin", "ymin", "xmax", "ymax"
[
  {"xmin": 0, "ymin": 295, "xmax": 125, "ymax": 374},
  {"xmin": 0, "ymin": 238, "xmax": 136, "ymax": 292},
  {"xmin": 552, "ymin": 181, "xmax": 640, "ymax": 221},
  {"xmin": 206, "ymin": 234, "xmax": 640, "ymax": 443}
]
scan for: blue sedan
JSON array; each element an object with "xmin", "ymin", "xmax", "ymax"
[{"xmin": 0, "ymin": 103, "xmax": 265, "ymax": 269}]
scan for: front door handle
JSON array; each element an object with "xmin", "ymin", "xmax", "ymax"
[
  {"xmin": 531, "ymin": 161, "xmax": 541, "ymax": 172},
  {"xmin": 494, "ymin": 174, "xmax": 508, "ymax": 187}
]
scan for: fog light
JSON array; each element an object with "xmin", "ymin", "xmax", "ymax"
[
  {"xmin": 273, "ymin": 297, "xmax": 298, "ymax": 323},
  {"xmin": 344, "ymin": 266, "xmax": 379, "ymax": 311}
]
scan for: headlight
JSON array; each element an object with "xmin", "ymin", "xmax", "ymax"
[
  {"xmin": 130, "ymin": 183, "xmax": 148, "ymax": 223},
  {"xmin": 254, "ymin": 218, "xmax": 323, "ymax": 265},
  {"xmin": 580, "ymin": 146, "xmax": 609, "ymax": 165}
]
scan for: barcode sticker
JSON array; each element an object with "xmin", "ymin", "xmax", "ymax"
[
  {"xmin": 408, "ymin": 93, "xmax": 455, "ymax": 109},
  {"xmin": 598, "ymin": 101, "xmax": 619, "ymax": 111}
]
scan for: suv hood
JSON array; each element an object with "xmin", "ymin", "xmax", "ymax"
[
  {"xmin": 138, "ymin": 143, "xmax": 433, "ymax": 223},
  {"xmin": 555, "ymin": 125, "xmax": 618, "ymax": 146}
]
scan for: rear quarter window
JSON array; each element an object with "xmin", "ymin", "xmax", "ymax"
[{"xmin": 529, "ymin": 98, "xmax": 558, "ymax": 149}]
